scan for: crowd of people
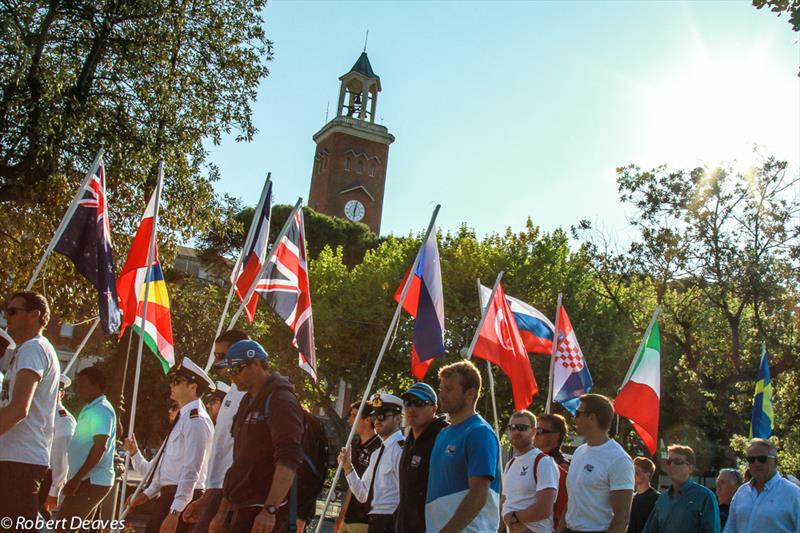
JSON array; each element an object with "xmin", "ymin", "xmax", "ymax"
[{"xmin": 1, "ymin": 290, "xmax": 799, "ymax": 533}]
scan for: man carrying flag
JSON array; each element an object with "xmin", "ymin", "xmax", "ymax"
[
  {"xmin": 394, "ymin": 227, "xmax": 446, "ymax": 379},
  {"xmin": 232, "ymin": 181, "xmax": 272, "ymax": 323},
  {"xmin": 254, "ymin": 207, "xmax": 317, "ymax": 380},
  {"xmin": 116, "ymin": 190, "xmax": 174, "ymax": 372},
  {"xmin": 473, "ymin": 281, "xmax": 538, "ymax": 410},
  {"xmin": 750, "ymin": 345, "xmax": 773, "ymax": 439},
  {"xmin": 53, "ymin": 156, "xmax": 121, "ymax": 334},
  {"xmin": 549, "ymin": 304, "xmax": 593, "ymax": 414},
  {"xmin": 614, "ymin": 311, "xmax": 660, "ymax": 455}
]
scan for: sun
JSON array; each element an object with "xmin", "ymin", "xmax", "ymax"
[{"xmin": 632, "ymin": 35, "xmax": 798, "ymax": 171}]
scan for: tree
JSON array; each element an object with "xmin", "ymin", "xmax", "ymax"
[
  {"xmin": 0, "ymin": 0, "xmax": 271, "ymax": 327},
  {"xmin": 576, "ymin": 155, "xmax": 800, "ymax": 466},
  {"xmin": 753, "ymin": 0, "xmax": 800, "ymax": 32}
]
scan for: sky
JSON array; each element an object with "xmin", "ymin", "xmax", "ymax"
[{"xmin": 206, "ymin": 0, "xmax": 800, "ymax": 240}]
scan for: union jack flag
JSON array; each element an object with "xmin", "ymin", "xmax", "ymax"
[{"xmin": 255, "ymin": 208, "xmax": 317, "ymax": 381}]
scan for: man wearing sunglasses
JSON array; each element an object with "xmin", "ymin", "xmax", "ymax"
[
  {"xmin": 335, "ymin": 401, "xmax": 380, "ymax": 533},
  {"xmin": 641, "ymin": 444, "xmax": 719, "ymax": 533},
  {"xmin": 501, "ymin": 410, "xmax": 559, "ymax": 533},
  {"xmin": 210, "ymin": 339, "xmax": 305, "ymax": 533},
  {"xmin": 724, "ymin": 438, "xmax": 800, "ymax": 533},
  {"xmin": 534, "ymin": 413, "xmax": 571, "ymax": 526},
  {"xmin": 184, "ymin": 329, "xmax": 248, "ymax": 533},
  {"xmin": 340, "ymin": 393, "xmax": 404, "ymax": 533},
  {"xmin": 395, "ymin": 382, "xmax": 447, "ymax": 533},
  {"xmin": 127, "ymin": 357, "xmax": 216, "ymax": 533},
  {"xmin": 560, "ymin": 394, "xmax": 633, "ymax": 533},
  {"xmin": 0, "ymin": 291, "xmax": 61, "ymax": 528}
]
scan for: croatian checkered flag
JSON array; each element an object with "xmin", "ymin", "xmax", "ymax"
[
  {"xmin": 254, "ymin": 209, "xmax": 317, "ymax": 381},
  {"xmin": 552, "ymin": 305, "xmax": 593, "ymax": 414}
]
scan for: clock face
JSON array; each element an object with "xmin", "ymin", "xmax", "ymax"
[{"xmin": 344, "ymin": 199, "xmax": 365, "ymax": 222}]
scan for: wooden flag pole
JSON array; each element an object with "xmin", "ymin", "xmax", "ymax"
[
  {"xmin": 474, "ymin": 277, "xmax": 502, "ymax": 438},
  {"xmin": 545, "ymin": 293, "xmax": 563, "ymax": 414},
  {"xmin": 204, "ymin": 175, "xmax": 272, "ymax": 371},
  {"xmin": 61, "ymin": 317, "xmax": 101, "ymax": 376},
  {"xmin": 27, "ymin": 148, "xmax": 105, "ymax": 291},
  {"xmin": 313, "ymin": 205, "xmax": 441, "ymax": 533},
  {"xmin": 227, "ymin": 198, "xmax": 303, "ymax": 331},
  {"xmin": 117, "ymin": 161, "xmax": 164, "ymax": 522}
]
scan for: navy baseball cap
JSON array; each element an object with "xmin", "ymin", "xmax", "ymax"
[
  {"xmin": 401, "ymin": 382, "xmax": 437, "ymax": 405},
  {"xmin": 213, "ymin": 339, "xmax": 268, "ymax": 370}
]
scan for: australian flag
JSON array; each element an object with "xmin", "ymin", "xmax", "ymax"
[{"xmin": 54, "ymin": 157, "xmax": 121, "ymax": 334}]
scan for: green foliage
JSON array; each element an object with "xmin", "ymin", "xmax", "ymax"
[{"xmin": 753, "ymin": 0, "xmax": 800, "ymax": 32}]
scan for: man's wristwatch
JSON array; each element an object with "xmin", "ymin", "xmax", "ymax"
[
  {"xmin": 170, "ymin": 509, "xmax": 180, "ymax": 517},
  {"xmin": 263, "ymin": 504, "xmax": 278, "ymax": 515},
  {"xmin": 510, "ymin": 512, "xmax": 519, "ymax": 524}
]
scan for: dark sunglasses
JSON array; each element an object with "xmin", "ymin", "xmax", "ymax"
[
  {"xmin": 535, "ymin": 427, "xmax": 557, "ymax": 435},
  {"xmin": 169, "ymin": 376, "xmax": 189, "ymax": 386},
  {"xmin": 4, "ymin": 306, "xmax": 27, "ymax": 316},
  {"xmin": 665, "ymin": 457, "xmax": 690, "ymax": 466},
  {"xmin": 213, "ymin": 351, "xmax": 227, "ymax": 360},
  {"xmin": 370, "ymin": 412, "xmax": 396, "ymax": 422},
  {"xmin": 746, "ymin": 455, "xmax": 774, "ymax": 464},
  {"xmin": 507, "ymin": 423, "xmax": 531, "ymax": 432},
  {"xmin": 224, "ymin": 361, "xmax": 249, "ymax": 376},
  {"xmin": 403, "ymin": 398, "xmax": 432, "ymax": 408}
]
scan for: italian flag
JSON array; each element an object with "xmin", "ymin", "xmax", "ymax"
[{"xmin": 614, "ymin": 318, "xmax": 660, "ymax": 455}]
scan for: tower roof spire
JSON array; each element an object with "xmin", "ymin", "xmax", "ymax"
[{"xmin": 348, "ymin": 51, "xmax": 379, "ymax": 81}]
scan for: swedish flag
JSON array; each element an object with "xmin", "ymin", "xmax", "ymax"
[{"xmin": 750, "ymin": 345, "xmax": 773, "ymax": 439}]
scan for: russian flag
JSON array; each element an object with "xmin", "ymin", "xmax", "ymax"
[
  {"xmin": 394, "ymin": 227, "xmax": 445, "ymax": 378},
  {"xmin": 479, "ymin": 285, "xmax": 555, "ymax": 355}
]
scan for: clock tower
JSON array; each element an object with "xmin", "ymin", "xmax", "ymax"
[{"xmin": 308, "ymin": 52, "xmax": 394, "ymax": 234}]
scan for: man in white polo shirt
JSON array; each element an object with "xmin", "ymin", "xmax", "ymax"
[
  {"xmin": 559, "ymin": 394, "xmax": 633, "ymax": 533},
  {"xmin": 0, "ymin": 291, "xmax": 61, "ymax": 528},
  {"xmin": 502, "ymin": 410, "xmax": 559, "ymax": 533}
]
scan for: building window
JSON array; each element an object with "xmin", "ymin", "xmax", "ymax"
[
  {"xmin": 345, "ymin": 158, "xmax": 351, "ymax": 171},
  {"xmin": 369, "ymin": 165, "xmax": 376, "ymax": 177},
  {"xmin": 357, "ymin": 159, "xmax": 364, "ymax": 174}
]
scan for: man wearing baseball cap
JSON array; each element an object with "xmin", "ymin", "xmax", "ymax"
[
  {"xmin": 126, "ymin": 357, "xmax": 215, "ymax": 533},
  {"xmin": 209, "ymin": 340, "xmax": 305, "ymax": 533},
  {"xmin": 339, "ymin": 392, "xmax": 404, "ymax": 533},
  {"xmin": 395, "ymin": 382, "xmax": 448, "ymax": 533}
]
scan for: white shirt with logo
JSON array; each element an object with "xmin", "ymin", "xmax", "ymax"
[
  {"xmin": 565, "ymin": 439, "xmax": 634, "ymax": 532},
  {"xmin": 503, "ymin": 447, "xmax": 560, "ymax": 533},
  {"xmin": 206, "ymin": 383, "xmax": 245, "ymax": 489},
  {"xmin": 0, "ymin": 336, "xmax": 60, "ymax": 466}
]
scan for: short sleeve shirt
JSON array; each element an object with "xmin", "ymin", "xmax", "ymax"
[
  {"xmin": 566, "ymin": 439, "xmax": 634, "ymax": 531},
  {"xmin": 503, "ymin": 448, "xmax": 560, "ymax": 533},
  {"xmin": 426, "ymin": 413, "xmax": 500, "ymax": 532},
  {"xmin": 68, "ymin": 394, "xmax": 117, "ymax": 486},
  {"xmin": 0, "ymin": 336, "xmax": 60, "ymax": 466}
]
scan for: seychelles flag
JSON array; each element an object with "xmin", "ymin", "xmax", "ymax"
[
  {"xmin": 750, "ymin": 346, "xmax": 773, "ymax": 439},
  {"xmin": 394, "ymin": 227, "xmax": 445, "ymax": 379},
  {"xmin": 479, "ymin": 285, "xmax": 554, "ymax": 354},
  {"xmin": 116, "ymin": 189, "xmax": 174, "ymax": 372}
]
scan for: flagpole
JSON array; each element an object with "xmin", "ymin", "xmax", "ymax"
[
  {"xmin": 118, "ymin": 161, "xmax": 164, "ymax": 522},
  {"xmin": 61, "ymin": 317, "xmax": 100, "ymax": 376},
  {"xmin": 227, "ymin": 198, "xmax": 303, "ymax": 331},
  {"xmin": 117, "ymin": 435, "xmax": 169, "ymax": 521},
  {"xmin": 545, "ymin": 293, "xmax": 563, "ymax": 414},
  {"xmin": 313, "ymin": 205, "xmax": 441, "ymax": 533},
  {"xmin": 204, "ymin": 175, "xmax": 272, "ymax": 371},
  {"xmin": 619, "ymin": 305, "xmax": 661, "ymax": 390},
  {"xmin": 26, "ymin": 148, "xmax": 105, "ymax": 290},
  {"xmin": 465, "ymin": 271, "xmax": 504, "ymax": 360},
  {"xmin": 474, "ymin": 277, "xmax": 502, "ymax": 437}
]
